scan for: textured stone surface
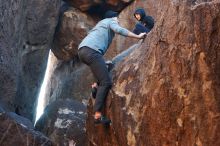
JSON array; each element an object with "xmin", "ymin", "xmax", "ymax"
[
  {"xmin": 0, "ymin": 112, "xmax": 53, "ymax": 146},
  {"xmin": 0, "ymin": 0, "xmax": 25, "ymax": 112},
  {"xmin": 7, "ymin": 112, "xmax": 34, "ymax": 129},
  {"xmin": 17, "ymin": 0, "xmax": 61, "ymax": 121},
  {"xmin": 36, "ymin": 51, "xmax": 95, "ymax": 109},
  {"xmin": 86, "ymin": 1, "xmax": 220, "ymax": 146},
  {"xmin": 52, "ymin": 5, "xmax": 96, "ymax": 61},
  {"xmin": 35, "ymin": 99, "xmax": 87, "ymax": 146},
  {"xmin": 63, "ymin": 0, "xmax": 133, "ymax": 12},
  {"xmin": 0, "ymin": 0, "xmax": 61, "ymax": 120}
]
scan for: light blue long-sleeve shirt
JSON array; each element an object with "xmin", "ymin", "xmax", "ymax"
[{"xmin": 78, "ymin": 18, "xmax": 129, "ymax": 55}]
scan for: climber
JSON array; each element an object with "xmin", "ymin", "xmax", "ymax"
[
  {"xmin": 78, "ymin": 10, "xmax": 146, "ymax": 125},
  {"xmin": 133, "ymin": 8, "xmax": 154, "ymax": 35}
]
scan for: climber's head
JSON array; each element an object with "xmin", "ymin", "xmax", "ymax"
[
  {"xmin": 134, "ymin": 8, "xmax": 146, "ymax": 21},
  {"xmin": 104, "ymin": 10, "xmax": 118, "ymax": 19}
]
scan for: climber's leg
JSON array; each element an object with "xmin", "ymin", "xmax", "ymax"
[
  {"xmin": 88, "ymin": 54, "xmax": 112, "ymax": 112},
  {"xmin": 78, "ymin": 46, "xmax": 112, "ymax": 124}
]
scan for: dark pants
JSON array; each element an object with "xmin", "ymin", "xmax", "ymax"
[
  {"xmin": 78, "ymin": 46, "xmax": 112, "ymax": 112},
  {"xmin": 133, "ymin": 23, "xmax": 150, "ymax": 35}
]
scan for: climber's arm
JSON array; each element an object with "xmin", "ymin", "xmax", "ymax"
[
  {"xmin": 127, "ymin": 31, "xmax": 146, "ymax": 39},
  {"xmin": 110, "ymin": 20, "xmax": 146, "ymax": 39},
  {"xmin": 109, "ymin": 20, "xmax": 129, "ymax": 36}
]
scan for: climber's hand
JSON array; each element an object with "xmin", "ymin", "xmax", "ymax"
[
  {"xmin": 91, "ymin": 82, "xmax": 98, "ymax": 88},
  {"xmin": 138, "ymin": 32, "xmax": 146, "ymax": 39}
]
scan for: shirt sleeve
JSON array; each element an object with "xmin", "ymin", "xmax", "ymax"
[{"xmin": 109, "ymin": 20, "xmax": 129, "ymax": 36}]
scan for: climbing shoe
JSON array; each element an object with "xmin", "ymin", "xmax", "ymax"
[
  {"xmin": 94, "ymin": 116, "xmax": 111, "ymax": 125},
  {"xmin": 91, "ymin": 86, "xmax": 97, "ymax": 99}
]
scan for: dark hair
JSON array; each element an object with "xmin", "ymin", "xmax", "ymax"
[
  {"xmin": 104, "ymin": 10, "xmax": 118, "ymax": 18},
  {"xmin": 134, "ymin": 8, "xmax": 146, "ymax": 21}
]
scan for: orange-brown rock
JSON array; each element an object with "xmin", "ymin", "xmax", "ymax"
[
  {"xmin": 52, "ymin": 6, "xmax": 96, "ymax": 61},
  {"xmin": 86, "ymin": 1, "xmax": 220, "ymax": 146}
]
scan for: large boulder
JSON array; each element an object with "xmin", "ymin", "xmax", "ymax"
[
  {"xmin": 35, "ymin": 99, "xmax": 87, "ymax": 146},
  {"xmin": 0, "ymin": 112, "xmax": 53, "ymax": 146},
  {"xmin": 63, "ymin": 0, "xmax": 133, "ymax": 12},
  {"xmin": 0, "ymin": 0, "xmax": 26, "ymax": 113},
  {"xmin": 86, "ymin": 1, "xmax": 220, "ymax": 146},
  {"xmin": 7, "ymin": 112, "xmax": 35, "ymax": 129},
  {"xmin": 16, "ymin": 0, "xmax": 61, "ymax": 121},
  {"xmin": 0, "ymin": 0, "xmax": 61, "ymax": 121},
  {"xmin": 52, "ymin": 5, "xmax": 96, "ymax": 61}
]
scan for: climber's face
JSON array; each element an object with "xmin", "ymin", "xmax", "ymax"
[{"xmin": 135, "ymin": 13, "xmax": 141, "ymax": 21}]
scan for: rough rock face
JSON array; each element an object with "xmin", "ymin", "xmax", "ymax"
[
  {"xmin": 17, "ymin": 0, "xmax": 61, "ymax": 121},
  {"xmin": 35, "ymin": 99, "xmax": 87, "ymax": 146},
  {"xmin": 52, "ymin": 5, "xmax": 96, "ymax": 61},
  {"xmin": 86, "ymin": 1, "xmax": 220, "ymax": 146},
  {"xmin": 37, "ymin": 51, "xmax": 95, "ymax": 108},
  {"xmin": 0, "ymin": 0, "xmax": 61, "ymax": 120},
  {"xmin": 63, "ymin": 0, "xmax": 133, "ymax": 12},
  {"xmin": 0, "ymin": 0, "xmax": 26, "ymax": 112},
  {"xmin": 0, "ymin": 112, "xmax": 53, "ymax": 146}
]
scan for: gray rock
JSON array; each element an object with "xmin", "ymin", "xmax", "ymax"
[
  {"xmin": 7, "ymin": 112, "xmax": 34, "ymax": 129},
  {"xmin": 0, "ymin": 112, "xmax": 53, "ymax": 146},
  {"xmin": 0, "ymin": 0, "xmax": 61, "ymax": 121},
  {"xmin": 35, "ymin": 99, "xmax": 87, "ymax": 146}
]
